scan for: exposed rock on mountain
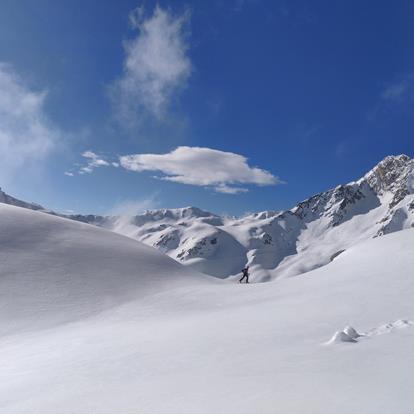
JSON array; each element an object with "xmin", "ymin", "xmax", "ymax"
[
  {"xmin": 1, "ymin": 155, "xmax": 413, "ymax": 281},
  {"xmin": 98, "ymin": 154, "xmax": 413, "ymax": 281}
]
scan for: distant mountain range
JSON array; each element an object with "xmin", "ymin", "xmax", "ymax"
[{"xmin": 2, "ymin": 154, "xmax": 413, "ymax": 281}]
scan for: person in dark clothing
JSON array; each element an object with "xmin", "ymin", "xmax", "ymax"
[{"xmin": 239, "ymin": 266, "xmax": 250, "ymax": 283}]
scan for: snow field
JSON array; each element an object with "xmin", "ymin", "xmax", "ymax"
[{"xmin": 1, "ymin": 204, "xmax": 414, "ymax": 413}]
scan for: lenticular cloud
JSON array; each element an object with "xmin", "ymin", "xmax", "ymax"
[{"xmin": 119, "ymin": 146, "xmax": 280, "ymax": 193}]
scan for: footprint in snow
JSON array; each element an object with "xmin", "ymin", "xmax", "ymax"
[{"xmin": 365, "ymin": 319, "xmax": 414, "ymax": 337}]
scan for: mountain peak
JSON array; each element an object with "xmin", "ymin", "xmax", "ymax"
[
  {"xmin": 362, "ymin": 154, "xmax": 413, "ymax": 198},
  {"xmin": 135, "ymin": 206, "xmax": 217, "ymax": 222},
  {"xmin": 375, "ymin": 154, "xmax": 411, "ymax": 169}
]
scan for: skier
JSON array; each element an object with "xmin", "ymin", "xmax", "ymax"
[{"xmin": 239, "ymin": 266, "xmax": 250, "ymax": 284}]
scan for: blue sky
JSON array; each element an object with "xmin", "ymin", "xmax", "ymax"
[{"xmin": 1, "ymin": 0, "xmax": 414, "ymax": 215}]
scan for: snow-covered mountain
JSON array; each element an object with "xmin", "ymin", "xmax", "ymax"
[
  {"xmin": 0, "ymin": 187, "xmax": 44, "ymax": 211},
  {"xmin": 84, "ymin": 154, "xmax": 414, "ymax": 281},
  {"xmin": 2, "ymin": 201, "xmax": 414, "ymax": 413},
  {"xmin": 0, "ymin": 154, "xmax": 413, "ymax": 281}
]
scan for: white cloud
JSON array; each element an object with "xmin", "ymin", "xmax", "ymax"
[
  {"xmin": 111, "ymin": 5, "xmax": 191, "ymax": 123},
  {"xmin": 78, "ymin": 150, "xmax": 110, "ymax": 174},
  {"xmin": 64, "ymin": 171, "xmax": 74, "ymax": 177},
  {"xmin": 82, "ymin": 150, "xmax": 98, "ymax": 159},
  {"xmin": 109, "ymin": 195, "xmax": 159, "ymax": 216},
  {"xmin": 79, "ymin": 167, "xmax": 93, "ymax": 175},
  {"xmin": 119, "ymin": 146, "xmax": 280, "ymax": 194},
  {"xmin": 71, "ymin": 150, "xmax": 119, "ymax": 175},
  {"xmin": 0, "ymin": 63, "xmax": 59, "ymax": 177},
  {"xmin": 214, "ymin": 184, "xmax": 249, "ymax": 194}
]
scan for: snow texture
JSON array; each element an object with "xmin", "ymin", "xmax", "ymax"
[{"xmin": 1, "ymin": 203, "xmax": 414, "ymax": 413}]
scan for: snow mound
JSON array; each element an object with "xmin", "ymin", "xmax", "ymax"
[
  {"xmin": 343, "ymin": 326, "xmax": 361, "ymax": 339},
  {"xmin": 327, "ymin": 331, "xmax": 358, "ymax": 344},
  {"xmin": 327, "ymin": 320, "xmax": 414, "ymax": 345},
  {"xmin": 0, "ymin": 204, "xmax": 208, "ymax": 335}
]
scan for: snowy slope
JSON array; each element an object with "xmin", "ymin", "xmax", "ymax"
[
  {"xmin": 0, "ymin": 204, "xmax": 209, "ymax": 336},
  {"xmin": 2, "ymin": 203, "xmax": 414, "ymax": 413},
  {"xmin": 82, "ymin": 154, "xmax": 414, "ymax": 281}
]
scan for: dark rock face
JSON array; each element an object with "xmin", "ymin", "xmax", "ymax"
[
  {"xmin": 262, "ymin": 233, "xmax": 273, "ymax": 245},
  {"xmin": 329, "ymin": 185, "xmax": 366, "ymax": 227},
  {"xmin": 293, "ymin": 193, "xmax": 328, "ymax": 220},
  {"xmin": 365, "ymin": 155, "xmax": 411, "ymax": 193},
  {"xmin": 330, "ymin": 250, "xmax": 346, "ymax": 262},
  {"xmin": 177, "ymin": 234, "xmax": 220, "ymax": 261},
  {"xmin": 390, "ymin": 188, "xmax": 410, "ymax": 209},
  {"xmin": 364, "ymin": 155, "xmax": 413, "ymax": 206},
  {"xmin": 153, "ymin": 230, "xmax": 180, "ymax": 251}
]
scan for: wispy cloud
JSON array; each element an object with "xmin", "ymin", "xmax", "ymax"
[
  {"xmin": 119, "ymin": 146, "xmax": 280, "ymax": 194},
  {"xmin": 78, "ymin": 150, "xmax": 110, "ymax": 175},
  {"xmin": 0, "ymin": 63, "xmax": 59, "ymax": 178},
  {"xmin": 381, "ymin": 75, "xmax": 414, "ymax": 103},
  {"xmin": 368, "ymin": 74, "xmax": 414, "ymax": 121},
  {"xmin": 65, "ymin": 150, "xmax": 121, "ymax": 176},
  {"xmin": 108, "ymin": 194, "xmax": 160, "ymax": 237},
  {"xmin": 108, "ymin": 195, "xmax": 159, "ymax": 216},
  {"xmin": 111, "ymin": 5, "xmax": 191, "ymax": 126}
]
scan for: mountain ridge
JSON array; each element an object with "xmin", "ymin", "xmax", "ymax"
[{"xmin": 1, "ymin": 154, "xmax": 413, "ymax": 280}]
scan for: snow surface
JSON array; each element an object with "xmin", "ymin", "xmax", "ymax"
[
  {"xmin": 0, "ymin": 204, "xmax": 210, "ymax": 336},
  {"xmin": 2, "ymin": 203, "xmax": 414, "ymax": 413}
]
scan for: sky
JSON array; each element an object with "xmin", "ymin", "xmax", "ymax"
[{"xmin": 0, "ymin": 0, "xmax": 414, "ymax": 216}]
